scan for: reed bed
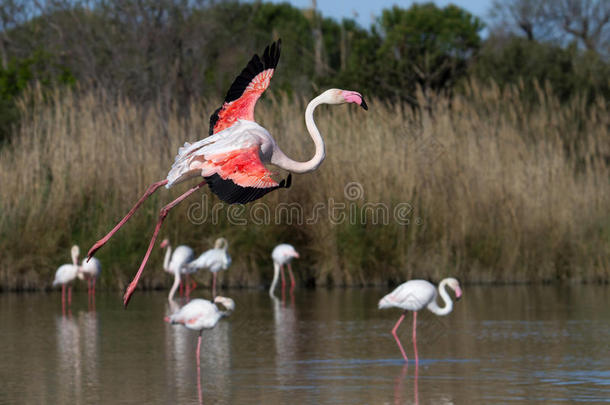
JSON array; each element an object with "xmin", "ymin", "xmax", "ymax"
[{"xmin": 0, "ymin": 82, "xmax": 608, "ymax": 290}]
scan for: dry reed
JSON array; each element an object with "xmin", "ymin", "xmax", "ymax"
[{"xmin": 0, "ymin": 81, "xmax": 608, "ymax": 290}]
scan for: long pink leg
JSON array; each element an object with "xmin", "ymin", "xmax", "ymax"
[
  {"xmin": 68, "ymin": 286, "xmax": 72, "ymax": 306},
  {"xmin": 280, "ymin": 265, "xmax": 286, "ymax": 290},
  {"xmin": 123, "ymin": 180, "xmax": 206, "ymax": 307},
  {"xmin": 413, "ymin": 311, "xmax": 419, "ymax": 364},
  {"xmin": 197, "ymin": 357, "xmax": 203, "ymax": 405},
  {"xmin": 92, "ymin": 277, "xmax": 96, "ymax": 298},
  {"xmin": 185, "ymin": 274, "xmax": 191, "ymax": 299},
  {"xmin": 212, "ymin": 273, "xmax": 217, "ymax": 298},
  {"xmin": 287, "ymin": 263, "xmax": 296, "ymax": 292},
  {"xmin": 391, "ymin": 312, "xmax": 408, "ymax": 362},
  {"xmin": 87, "ymin": 179, "xmax": 169, "ymax": 259},
  {"xmin": 197, "ymin": 331, "xmax": 203, "ymax": 405},
  {"xmin": 196, "ymin": 331, "xmax": 202, "ymax": 368}
]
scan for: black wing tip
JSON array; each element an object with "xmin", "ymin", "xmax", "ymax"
[
  {"xmin": 279, "ymin": 173, "xmax": 292, "ymax": 188},
  {"xmin": 205, "ymin": 174, "xmax": 287, "ymax": 205},
  {"xmin": 209, "ymin": 106, "xmax": 222, "ymax": 135},
  {"xmin": 223, "ymin": 39, "xmax": 282, "ymax": 103}
]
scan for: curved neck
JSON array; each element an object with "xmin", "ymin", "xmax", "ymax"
[
  {"xmin": 163, "ymin": 244, "xmax": 172, "ymax": 271},
  {"xmin": 427, "ymin": 279, "xmax": 454, "ymax": 316},
  {"xmin": 271, "ymin": 94, "xmax": 326, "ymax": 173},
  {"xmin": 269, "ymin": 262, "xmax": 280, "ymax": 297},
  {"xmin": 168, "ymin": 265, "xmax": 181, "ymax": 301},
  {"xmin": 71, "ymin": 251, "xmax": 79, "ymax": 266}
]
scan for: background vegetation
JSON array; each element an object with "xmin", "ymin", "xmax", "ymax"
[{"xmin": 0, "ymin": 0, "xmax": 608, "ymax": 290}]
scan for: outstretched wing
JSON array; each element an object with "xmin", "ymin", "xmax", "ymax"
[
  {"xmin": 166, "ymin": 121, "xmax": 291, "ymax": 204},
  {"xmin": 209, "ymin": 40, "xmax": 281, "ymax": 135}
]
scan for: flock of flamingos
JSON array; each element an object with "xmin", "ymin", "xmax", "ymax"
[{"xmin": 52, "ymin": 39, "xmax": 463, "ymax": 370}]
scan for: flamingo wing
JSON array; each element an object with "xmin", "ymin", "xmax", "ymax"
[
  {"xmin": 167, "ymin": 122, "xmax": 291, "ymax": 204},
  {"xmin": 209, "ymin": 40, "xmax": 281, "ymax": 135}
]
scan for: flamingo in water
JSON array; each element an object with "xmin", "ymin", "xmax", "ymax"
[
  {"xmin": 161, "ymin": 239, "xmax": 195, "ymax": 300},
  {"xmin": 85, "ymin": 39, "xmax": 367, "ymax": 307},
  {"xmin": 78, "ymin": 255, "xmax": 101, "ymax": 298},
  {"xmin": 378, "ymin": 278, "xmax": 462, "ymax": 363},
  {"xmin": 269, "ymin": 244, "xmax": 299, "ymax": 297},
  {"xmin": 52, "ymin": 245, "xmax": 81, "ymax": 309},
  {"xmin": 165, "ymin": 297, "xmax": 235, "ymax": 368},
  {"xmin": 187, "ymin": 237, "xmax": 231, "ymax": 298}
]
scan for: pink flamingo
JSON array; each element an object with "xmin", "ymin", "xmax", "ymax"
[
  {"xmin": 161, "ymin": 239, "xmax": 195, "ymax": 300},
  {"xmin": 165, "ymin": 297, "xmax": 235, "ymax": 369},
  {"xmin": 379, "ymin": 278, "xmax": 462, "ymax": 363},
  {"xmin": 186, "ymin": 238, "xmax": 231, "ymax": 298},
  {"xmin": 269, "ymin": 243, "xmax": 300, "ymax": 297},
  {"xmin": 86, "ymin": 40, "xmax": 367, "ymax": 307},
  {"xmin": 52, "ymin": 245, "xmax": 81, "ymax": 311},
  {"xmin": 78, "ymin": 256, "xmax": 101, "ymax": 298}
]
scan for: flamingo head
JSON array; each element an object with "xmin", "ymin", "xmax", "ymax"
[
  {"xmin": 446, "ymin": 277, "xmax": 462, "ymax": 300},
  {"xmin": 160, "ymin": 239, "xmax": 169, "ymax": 249},
  {"xmin": 70, "ymin": 245, "xmax": 80, "ymax": 264},
  {"xmin": 214, "ymin": 296, "xmax": 235, "ymax": 313},
  {"xmin": 214, "ymin": 237, "xmax": 228, "ymax": 250},
  {"xmin": 324, "ymin": 88, "xmax": 368, "ymax": 110}
]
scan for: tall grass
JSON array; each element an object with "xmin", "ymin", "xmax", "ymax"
[{"xmin": 0, "ymin": 82, "xmax": 608, "ymax": 290}]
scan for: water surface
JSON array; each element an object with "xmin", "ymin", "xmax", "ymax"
[{"xmin": 1, "ymin": 285, "xmax": 609, "ymax": 404}]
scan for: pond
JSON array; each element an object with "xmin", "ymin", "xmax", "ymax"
[{"xmin": 1, "ymin": 285, "xmax": 609, "ymax": 404}]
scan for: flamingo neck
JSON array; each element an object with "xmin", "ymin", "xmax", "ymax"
[
  {"xmin": 269, "ymin": 262, "xmax": 280, "ymax": 297},
  {"xmin": 71, "ymin": 251, "xmax": 79, "ymax": 266},
  {"xmin": 426, "ymin": 279, "xmax": 454, "ymax": 316},
  {"xmin": 163, "ymin": 244, "xmax": 172, "ymax": 272},
  {"xmin": 271, "ymin": 93, "xmax": 327, "ymax": 173},
  {"xmin": 168, "ymin": 265, "xmax": 181, "ymax": 301}
]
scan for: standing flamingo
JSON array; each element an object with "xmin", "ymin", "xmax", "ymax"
[
  {"xmin": 52, "ymin": 245, "xmax": 81, "ymax": 310},
  {"xmin": 186, "ymin": 238, "xmax": 231, "ymax": 298},
  {"xmin": 165, "ymin": 297, "xmax": 235, "ymax": 369},
  {"xmin": 85, "ymin": 39, "xmax": 367, "ymax": 307},
  {"xmin": 78, "ymin": 256, "xmax": 101, "ymax": 298},
  {"xmin": 378, "ymin": 278, "xmax": 462, "ymax": 363},
  {"xmin": 269, "ymin": 244, "xmax": 300, "ymax": 297},
  {"xmin": 161, "ymin": 239, "xmax": 195, "ymax": 300}
]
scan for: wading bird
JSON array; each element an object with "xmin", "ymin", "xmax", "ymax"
[
  {"xmin": 165, "ymin": 297, "xmax": 235, "ymax": 368},
  {"xmin": 269, "ymin": 244, "xmax": 300, "ymax": 297},
  {"xmin": 187, "ymin": 238, "xmax": 231, "ymax": 298},
  {"xmin": 86, "ymin": 39, "xmax": 367, "ymax": 307},
  {"xmin": 53, "ymin": 245, "xmax": 81, "ymax": 309},
  {"xmin": 78, "ymin": 256, "xmax": 101, "ymax": 298},
  {"xmin": 161, "ymin": 239, "xmax": 195, "ymax": 300},
  {"xmin": 378, "ymin": 278, "xmax": 462, "ymax": 363}
]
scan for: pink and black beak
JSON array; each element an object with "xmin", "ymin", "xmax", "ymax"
[{"xmin": 360, "ymin": 97, "xmax": 368, "ymax": 110}]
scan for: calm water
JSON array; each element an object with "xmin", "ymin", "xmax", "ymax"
[{"xmin": 1, "ymin": 285, "xmax": 609, "ymax": 404}]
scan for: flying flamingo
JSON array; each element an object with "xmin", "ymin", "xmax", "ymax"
[
  {"xmin": 161, "ymin": 239, "xmax": 195, "ymax": 300},
  {"xmin": 85, "ymin": 39, "xmax": 367, "ymax": 307},
  {"xmin": 52, "ymin": 245, "xmax": 81, "ymax": 310},
  {"xmin": 378, "ymin": 278, "xmax": 462, "ymax": 363},
  {"xmin": 186, "ymin": 238, "xmax": 231, "ymax": 298},
  {"xmin": 165, "ymin": 297, "xmax": 235, "ymax": 369},
  {"xmin": 78, "ymin": 256, "xmax": 101, "ymax": 298},
  {"xmin": 269, "ymin": 244, "xmax": 300, "ymax": 297}
]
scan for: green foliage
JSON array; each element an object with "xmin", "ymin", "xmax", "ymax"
[
  {"xmin": 470, "ymin": 36, "xmax": 610, "ymax": 103},
  {"xmin": 0, "ymin": 51, "xmax": 75, "ymax": 143}
]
